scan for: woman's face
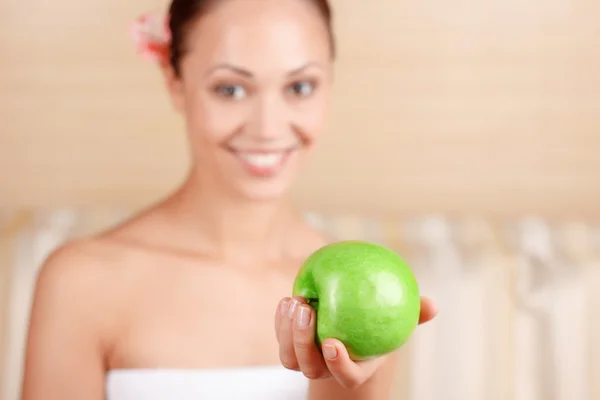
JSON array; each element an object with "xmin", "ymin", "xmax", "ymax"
[{"xmin": 168, "ymin": 0, "xmax": 333, "ymax": 201}]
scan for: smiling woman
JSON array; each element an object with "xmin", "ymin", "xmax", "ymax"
[
  {"xmin": 18, "ymin": 1, "xmax": 435, "ymax": 400},
  {"xmin": 159, "ymin": 0, "xmax": 335, "ymax": 201}
]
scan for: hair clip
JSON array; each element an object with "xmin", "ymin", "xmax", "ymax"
[{"xmin": 129, "ymin": 11, "xmax": 171, "ymax": 64}]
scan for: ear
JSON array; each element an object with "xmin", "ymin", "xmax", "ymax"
[{"xmin": 159, "ymin": 60, "xmax": 185, "ymax": 112}]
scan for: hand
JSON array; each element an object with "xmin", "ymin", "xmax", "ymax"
[{"xmin": 274, "ymin": 296, "xmax": 437, "ymax": 389}]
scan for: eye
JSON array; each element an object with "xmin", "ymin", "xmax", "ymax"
[
  {"xmin": 288, "ymin": 80, "xmax": 315, "ymax": 97},
  {"xmin": 215, "ymin": 84, "xmax": 247, "ymax": 100}
]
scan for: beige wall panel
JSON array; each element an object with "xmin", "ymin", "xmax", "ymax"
[{"xmin": 1, "ymin": 0, "xmax": 599, "ymax": 217}]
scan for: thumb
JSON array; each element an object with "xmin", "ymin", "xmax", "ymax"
[{"xmin": 321, "ymin": 339, "xmax": 365, "ymax": 389}]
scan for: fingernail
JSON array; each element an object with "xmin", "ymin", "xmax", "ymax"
[
  {"xmin": 323, "ymin": 344, "xmax": 337, "ymax": 360},
  {"xmin": 287, "ymin": 299, "xmax": 299, "ymax": 318},
  {"xmin": 296, "ymin": 305, "xmax": 311, "ymax": 328},
  {"xmin": 279, "ymin": 299, "xmax": 290, "ymax": 317}
]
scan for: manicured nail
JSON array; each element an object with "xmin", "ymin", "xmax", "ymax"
[
  {"xmin": 296, "ymin": 305, "xmax": 311, "ymax": 328},
  {"xmin": 323, "ymin": 344, "xmax": 337, "ymax": 360},
  {"xmin": 279, "ymin": 299, "xmax": 290, "ymax": 317},
  {"xmin": 287, "ymin": 299, "xmax": 299, "ymax": 318}
]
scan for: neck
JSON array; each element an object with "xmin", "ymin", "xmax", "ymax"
[{"xmin": 166, "ymin": 170, "xmax": 305, "ymax": 262}]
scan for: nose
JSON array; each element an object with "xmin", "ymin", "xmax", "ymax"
[{"xmin": 247, "ymin": 92, "xmax": 290, "ymax": 142}]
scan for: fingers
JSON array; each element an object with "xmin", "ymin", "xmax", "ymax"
[
  {"xmin": 418, "ymin": 296, "xmax": 438, "ymax": 325},
  {"xmin": 291, "ymin": 303, "xmax": 329, "ymax": 379},
  {"xmin": 275, "ymin": 297, "xmax": 291, "ymax": 342},
  {"xmin": 278, "ymin": 297, "xmax": 302, "ymax": 371},
  {"xmin": 275, "ymin": 294, "xmax": 437, "ymax": 388}
]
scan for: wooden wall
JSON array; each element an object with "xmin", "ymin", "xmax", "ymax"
[{"xmin": 1, "ymin": 0, "xmax": 599, "ymax": 218}]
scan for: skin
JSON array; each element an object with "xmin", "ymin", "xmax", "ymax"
[{"xmin": 20, "ymin": 1, "xmax": 437, "ymax": 399}]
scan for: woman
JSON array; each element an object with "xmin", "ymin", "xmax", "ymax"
[{"xmin": 21, "ymin": 0, "xmax": 437, "ymax": 399}]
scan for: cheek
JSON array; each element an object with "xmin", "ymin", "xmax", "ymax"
[
  {"xmin": 184, "ymin": 89, "xmax": 248, "ymax": 143},
  {"xmin": 293, "ymin": 94, "xmax": 329, "ymax": 139}
]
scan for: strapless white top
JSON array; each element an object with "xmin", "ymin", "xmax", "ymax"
[{"xmin": 105, "ymin": 365, "xmax": 309, "ymax": 399}]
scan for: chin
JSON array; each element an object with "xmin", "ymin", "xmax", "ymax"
[{"xmin": 233, "ymin": 180, "xmax": 293, "ymax": 202}]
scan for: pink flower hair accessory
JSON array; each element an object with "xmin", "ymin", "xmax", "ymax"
[{"xmin": 129, "ymin": 11, "xmax": 171, "ymax": 65}]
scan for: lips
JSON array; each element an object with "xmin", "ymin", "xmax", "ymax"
[
  {"xmin": 229, "ymin": 147, "xmax": 297, "ymax": 177},
  {"xmin": 237, "ymin": 152, "xmax": 285, "ymax": 168}
]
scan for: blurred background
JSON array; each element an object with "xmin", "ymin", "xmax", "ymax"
[{"xmin": 1, "ymin": 0, "xmax": 599, "ymax": 399}]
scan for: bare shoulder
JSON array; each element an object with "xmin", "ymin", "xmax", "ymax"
[
  {"xmin": 31, "ymin": 237, "xmax": 128, "ymax": 334},
  {"xmin": 22, "ymin": 237, "xmax": 132, "ymax": 399},
  {"xmin": 40, "ymin": 236, "xmax": 119, "ymax": 275},
  {"xmin": 37, "ymin": 236, "xmax": 119, "ymax": 283},
  {"xmin": 32, "ymin": 202, "xmax": 184, "ymax": 308},
  {"xmin": 31, "ymin": 207, "xmax": 160, "ymax": 316}
]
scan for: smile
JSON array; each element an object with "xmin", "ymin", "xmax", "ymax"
[{"xmin": 229, "ymin": 147, "xmax": 297, "ymax": 177}]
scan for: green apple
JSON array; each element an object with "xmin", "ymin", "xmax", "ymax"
[{"xmin": 292, "ymin": 240, "xmax": 420, "ymax": 360}]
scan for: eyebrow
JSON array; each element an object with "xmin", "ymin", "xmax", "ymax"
[{"xmin": 205, "ymin": 62, "xmax": 323, "ymax": 78}]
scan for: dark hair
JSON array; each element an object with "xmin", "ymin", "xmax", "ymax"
[{"xmin": 168, "ymin": 0, "xmax": 335, "ymax": 76}]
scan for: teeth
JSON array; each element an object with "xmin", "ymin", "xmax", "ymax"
[{"xmin": 238, "ymin": 152, "xmax": 284, "ymax": 168}]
